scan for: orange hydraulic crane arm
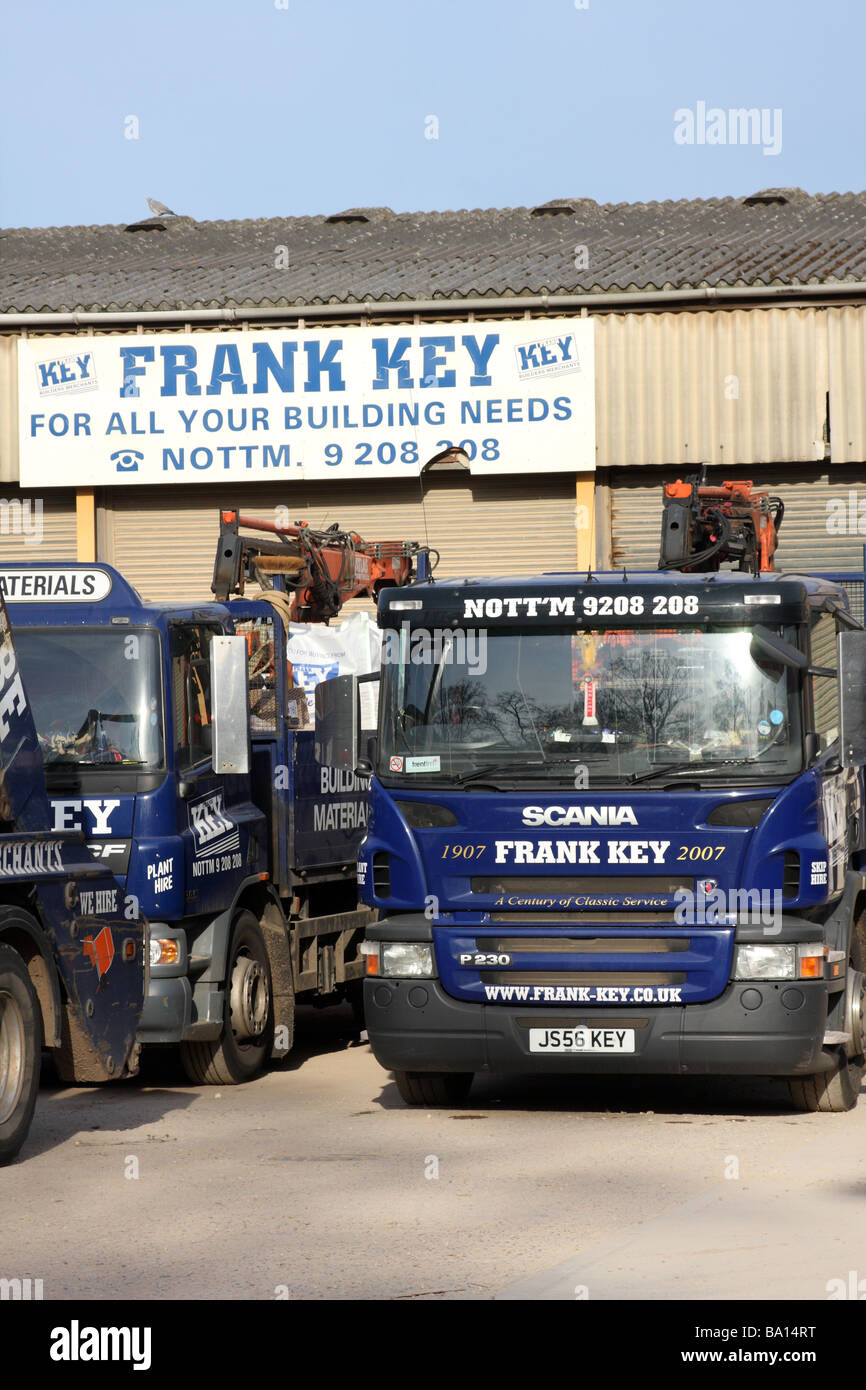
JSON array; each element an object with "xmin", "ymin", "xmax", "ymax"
[
  {"xmin": 659, "ymin": 477, "xmax": 783, "ymax": 575},
  {"xmin": 211, "ymin": 508, "xmax": 430, "ymax": 620}
]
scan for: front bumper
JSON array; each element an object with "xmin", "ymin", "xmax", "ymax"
[
  {"xmin": 138, "ymin": 976, "xmax": 223, "ymax": 1043},
  {"xmin": 364, "ymin": 976, "xmax": 833, "ymax": 1077}
]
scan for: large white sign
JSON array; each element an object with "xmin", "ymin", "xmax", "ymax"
[{"xmin": 17, "ymin": 320, "xmax": 594, "ymax": 487}]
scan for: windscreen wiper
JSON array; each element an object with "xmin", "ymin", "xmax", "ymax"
[
  {"xmin": 453, "ymin": 761, "xmax": 546, "ymax": 787},
  {"xmin": 454, "ymin": 754, "xmax": 612, "ymax": 787},
  {"xmin": 628, "ymin": 755, "xmax": 786, "ymax": 785}
]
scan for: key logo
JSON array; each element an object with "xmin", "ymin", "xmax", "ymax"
[{"xmin": 188, "ymin": 790, "xmax": 240, "ymax": 857}]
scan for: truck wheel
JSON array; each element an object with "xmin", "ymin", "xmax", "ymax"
[
  {"xmin": 789, "ymin": 967, "xmax": 866, "ymax": 1113},
  {"xmin": 0, "ymin": 944, "xmax": 41, "ymax": 1165},
  {"xmin": 180, "ymin": 913, "xmax": 274, "ymax": 1086},
  {"xmin": 393, "ymin": 1070, "xmax": 473, "ymax": 1107},
  {"xmin": 788, "ymin": 1050, "xmax": 863, "ymax": 1113}
]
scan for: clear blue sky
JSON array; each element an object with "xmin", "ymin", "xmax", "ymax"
[{"xmin": 2, "ymin": 0, "xmax": 863, "ymax": 228}]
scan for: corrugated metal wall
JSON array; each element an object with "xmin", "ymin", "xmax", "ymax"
[
  {"xmin": 0, "ymin": 338, "xmax": 19, "ymax": 484},
  {"xmin": 594, "ymin": 307, "xmax": 826, "ymax": 467},
  {"xmin": 608, "ymin": 465, "xmax": 866, "ymax": 580},
  {"xmin": 828, "ymin": 306, "xmax": 866, "ymax": 464},
  {"xmin": 0, "ymin": 485, "xmax": 77, "ymax": 559},
  {"xmin": 105, "ymin": 474, "xmax": 580, "ymax": 604}
]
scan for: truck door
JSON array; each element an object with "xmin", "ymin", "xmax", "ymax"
[
  {"xmin": 169, "ymin": 623, "xmax": 265, "ymax": 913},
  {"xmin": 227, "ymin": 604, "xmax": 290, "ymax": 890},
  {"xmin": 809, "ymin": 608, "xmax": 863, "ymax": 896}
]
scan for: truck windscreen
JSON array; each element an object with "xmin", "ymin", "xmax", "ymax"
[
  {"xmin": 378, "ymin": 625, "xmax": 803, "ymax": 784},
  {"xmin": 13, "ymin": 628, "xmax": 164, "ymax": 770}
]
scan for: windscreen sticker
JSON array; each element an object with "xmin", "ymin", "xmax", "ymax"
[
  {"xmin": 770, "ymin": 708, "xmax": 784, "ymax": 725},
  {"xmin": 389, "ymin": 755, "xmax": 404, "ymax": 772},
  {"xmin": 406, "ymin": 755, "xmax": 441, "ymax": 773}
]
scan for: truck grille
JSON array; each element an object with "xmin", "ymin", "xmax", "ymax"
[
  {"xmin": 437, "ymin": 922, "xmax": 734, "ymax": 1006},
  {"xmin": 480, "ymin": 971, "xmax": 687, "ymax": 987},
  {"xmin": 488, "ymin": 936, "xmax": 688, "ymax": 954},
  {"xmin": 472, "ymin": 876, "xmax": 693, "ymax": 897},
  {"xmin": 487, "ymin": 910, "xmax": 676, "ymax": 923}
]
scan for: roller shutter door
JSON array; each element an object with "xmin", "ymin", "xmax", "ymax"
[
  {"xmin": 608, "ymin": 466, "xmax": 866, "ymax": 618},
  {"xmin": 105, "ymin": 474, "xmax": 580, "ymax": 607},
  {"xmin": 0, "ymin": 487, "xmax": 77, "ymax": 561}
]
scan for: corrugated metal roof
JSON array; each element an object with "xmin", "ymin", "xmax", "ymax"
[{"xmin": 3, "ymin": 190, "xmax": 866, "ymax": 314}]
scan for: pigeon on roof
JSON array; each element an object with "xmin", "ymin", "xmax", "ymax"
[{"xmin": 146, "ymin": 197, "xmax": 177, "ymax": 217}]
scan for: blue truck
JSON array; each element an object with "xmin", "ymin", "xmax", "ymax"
[
  {"xmin": 0, "ymin": 509, "xmax": 418, "ymax": 1086},
  {"xmin": 0, "ymin": 584, "xmax": 145, "ymax": 1163},
  {"xmin": 318, "ymin": 480, "xmax": 866, "ymax": 1112}
]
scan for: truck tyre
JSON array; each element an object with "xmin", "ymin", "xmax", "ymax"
[
  {"xmin": 393, "ymin": 1070, "xmax": 473, "ymax": 1107},
  {"xmin": 180, "ymin": 913, "xmax": 274, "ymax": 1086},
  {"xmin": 789, "ymin": 968, "xmax": 866, "ymax": 1113},
  {"xmin": 788, "ymin": 1048, "xmax": 863, "ymax": 1113},
  {"xmin": 0, "ymin": 944, "xmax": 41, "ymax": 1166}
]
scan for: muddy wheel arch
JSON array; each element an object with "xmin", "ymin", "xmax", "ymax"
[{"xmin": 0, "ymin": 903, "xmax": 62, "ymax": 1049}]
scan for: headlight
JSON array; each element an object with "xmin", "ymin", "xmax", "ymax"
[
  {"xmin": 733, "ymin": 942, "xmax": 826, "ymax": 981},
  {"xmin": 365, "ymin": 942, "xmax": 435, "ymax": 978},
  {"xmin": 733, "ymin": 944, "xmax": 796, "ymax": 980},
  {"xmin": 149, "ymin": 937, "xmax": 180, "ymax": 967}
]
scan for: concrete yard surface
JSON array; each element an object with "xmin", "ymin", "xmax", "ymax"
[{"xmin": 2, "ymin": 1005, "xmax": 864, "ymax": 1302}]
